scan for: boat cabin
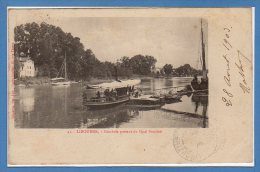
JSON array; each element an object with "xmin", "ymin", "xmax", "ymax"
[{"xmin": 83, "ymin": 79, "xmax": 141, "ymax": 109}]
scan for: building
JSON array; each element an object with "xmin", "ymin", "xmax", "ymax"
[
  {"xmin": 151, "ymin": 66, "xmax": 163, "ymax": 74},
  {"xmin": 19, "ymin": 57, "xmax": 36, "ymax": 78}
]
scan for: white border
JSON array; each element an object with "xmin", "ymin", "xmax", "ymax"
[
  {"xmin": 6, "ymin": 6, "xmax": 255, "ymax": 167},
  {"xmin": 252, "ymin": 6, "xmax": 255, "ymax": 167}
]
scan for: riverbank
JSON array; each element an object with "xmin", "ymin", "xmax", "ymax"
[
  {"xmin": 15, "ymin": 77, "xmax": 51, "ymax": 86},
  {"xmin": 14, "ymin": 75, "xmax": 155, "ymax": 87}
]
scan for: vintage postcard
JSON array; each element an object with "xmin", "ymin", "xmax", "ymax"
[{"xmin": 8, "ymin": 8, "xmax": 253, "ymax": 166}]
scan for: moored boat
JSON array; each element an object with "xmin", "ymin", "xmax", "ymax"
[
  {"xmin": 83, "ymin": 79, "xmax": 140, "ymax": 109},
  {"xmin": 83, "ymin": 95, "xmax": 130, "ymax": 109},
  {"xmin": 51, "ymin": 77, "xmax": 71, "ymax": 86},
  {"xmin": 127, "ymin": 94, "xmax": 164, "ymax": 109},
  {"xmin": 153, "ymin": 87, "xmax": 183, "ymax": 103},
  {"xmin": 190, "ymin": 19, "xmax": 208, "ymax": 92},
  {"xmin": 51, "ymin": 51, "xmax": 71, "ymax": 87},
  {"xmin": 164, "ymin": 93, "xmax": 182, "ymax": 103}
]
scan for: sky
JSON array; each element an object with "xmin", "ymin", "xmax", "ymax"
[{"xmin": 13, "ymin": 15, "xmax": 208, "ymax": 69}]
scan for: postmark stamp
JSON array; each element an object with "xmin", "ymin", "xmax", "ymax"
[{"xmin": 173, "ymin": 122, "xmax": 225, "ymax": 162}]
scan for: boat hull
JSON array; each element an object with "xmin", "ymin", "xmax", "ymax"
[
  {"xmin": 127, "ymin": 95, "xmax": 164, "ymax": 108},
  {"xmin": 51, "ymin": 81, "xmax": 71, "ymax": 87},
  {"xmin": 126, "ymin": 104, "xmax": 162, "ymax": 111},
  {"xmin": 84, "ymin": 97, "xmax": 130, "ymax": 109}
]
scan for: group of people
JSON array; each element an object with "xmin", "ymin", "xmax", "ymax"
[
  {"xmin": 93, "ymin": 85, "xmax": 137, "ymax": 102},
  {"xmin": 103, "ymin": 89, "xmax": 118, "ymax": 101}
]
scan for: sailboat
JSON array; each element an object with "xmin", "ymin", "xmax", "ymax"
[
  {"xmin": 51, "ymin": 51, "xmax": 71, "ymax": 86},
  {"xmin": 191, "ymin": 19, "xmax": 208, "ymax": 91}
]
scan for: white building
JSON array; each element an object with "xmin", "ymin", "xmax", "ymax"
[
  {"xmin": 151, "ymin": 66, "xmax": 163, "ymax": 74},
  {"xmin": 19, "ymin": 57, "xmax": 36, "ymax": 78}
]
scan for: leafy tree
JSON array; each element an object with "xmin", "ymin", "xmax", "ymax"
[
  {"xmin": 174, "ymin": 64, "xmax": 202, "ymax": 77},
  {"xmin": 14, "ymin": 22, "xmax": 159, "ymax": 80},
  {"xmin": 14, "ymin": 22, "xmax": 86, "ymax": 80},
  {"xmin": 130, "ymin": 55, "xmax": 157, "ymax": 75},
  {"xmin": 163, "ymin": 64, "xmax": 173, "ymax": 76}
]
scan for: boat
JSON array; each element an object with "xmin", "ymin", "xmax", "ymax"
[
  {"xmin": 51, "ymin": 77, "xmax": 71, "ymax": 86},
  {"xmin": 127, "ymin": 94, "xmax": 164, "ymax": 109},
  {"xmin": 153, "ymin": 87, "xmax": 183, "ymax": 103},
  {"xmin": 163, "ymin": 93, "xmax": 182, "ymax": 103},
  {"xmin": 86, "ymin": 84, "xmax": 99, "ymax": 89},
  {"xmin": 83, "ymin": 95, "xmax": 130, "ymax": 110},
  {"xmin": 191, "ymin": 92, "xmax": 208, "ymax": 105},
  {"xmin": 51, "ymin": 51, "xmax": 71, "ymax": 87},
  {"xmin": 83, "ymin": 79, "xmax": 140, "ymax": 109},
  {"xmin": 190, "ymin": 19, "xmax": 208, "ymax": 91}
]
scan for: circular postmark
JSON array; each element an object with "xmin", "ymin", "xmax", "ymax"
[{"xmin": 173, "ymin": 124, "xmax": 225, "ymax": 162}]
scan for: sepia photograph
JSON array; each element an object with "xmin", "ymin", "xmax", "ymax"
[
  {"xmin": 8, "ymin": 8, "xmax": 253, "ymax": 165},
  {"xmin": 13, "ymin": 16, "xmax": 208, "ymax": 128}
]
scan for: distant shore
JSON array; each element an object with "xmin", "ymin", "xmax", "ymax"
[
  {"xmin": 14, "ymin": 75, "xmax": 197, "ymax": 87},
  {"xmin": 14, "ymin": 75, "xmax": 154, "ymax": 87}
]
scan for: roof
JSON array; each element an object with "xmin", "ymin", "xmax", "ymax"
[
  {"xmin": 88, "ymin": 79, "xmax": 141, "ymax": 89},
  {"xmin": 19, "ymin": 57, "xmax": 33, "ymax": 63}
]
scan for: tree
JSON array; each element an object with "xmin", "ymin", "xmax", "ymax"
[
  {"xmin": 163, "ymin": 64, "xmax": 173, "ymax": 76},
  {"xmin": 14, "ymin": 22, "xmax": 159, "ymax": 80},
  {"xmin": 118, "ymin": 56, "xmax": 133, "ymax": 78},
  {"xmin": 129, "ymin": 55, "xmax": 157, "ymax": 75},
  {"xmin": 174, "ymin": 64, "xmax": 202, "ymax": 77},
  {"xmin": 14, "ymin": 22, "xmax": 86, "ymax": 80}
]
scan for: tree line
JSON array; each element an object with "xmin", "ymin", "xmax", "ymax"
[
  {"xmin": 14, "ymin": 22, "xmax": 158, "ymax": 80},
  {"xmin": 162, "ymin": 64, "xmax": 203, "ymax": 77},
  {"xmin": 14, "ymin": 22, "xmax": 201, "ymax": 80}
]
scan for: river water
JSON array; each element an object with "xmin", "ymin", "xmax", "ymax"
[{"xmin": 14, "ymin": 77, "xmax": 208, "ymax": 128}]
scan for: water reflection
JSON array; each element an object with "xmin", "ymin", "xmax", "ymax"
[
  {"xmin": 15, "ymin": 87, "xmax": 36, "ymax": 127},
  {"xmin": 15, "ymin": 77, "xmax": 208, "ymax": 128},
  {"xmin": 191, "ymin": 93, "xmax": 208, "ymax": 128},
  {"xmin": 19, "ymin": 87, "xmax": 35, "ymax": 114},
  {"xmin": 80, "ymin": 105, "xmax": 206, "ymax": 128},
  {"xmin": 81, "ymin": 105, "xmax": 137, "ymax": 128}
]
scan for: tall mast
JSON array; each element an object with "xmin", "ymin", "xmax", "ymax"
[
  {"xmin": 64, "ymin": 51, "xmax": 68, "ymax": 81},
  {"xmin": 201, "ymin": 19, "xmax": 207, "ymax": 79}
]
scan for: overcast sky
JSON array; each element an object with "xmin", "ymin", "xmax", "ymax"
[{"xmin": 14, "ymin": 16, "xmax": 207, "ymax": 68}]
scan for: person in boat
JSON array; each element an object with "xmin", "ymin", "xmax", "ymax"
[
  {"xmin": 191, "ymin": 74, "xmax": 201, "ymax": 90},
  {"xmin": 110, "ymin": 89, "xmax": 116, "ymax": 101},
  {"xmin": 131, "ymin": 86, "xmax": 135, "ymax": 95},
  {"xmin": 200, "ymin": 77, "xmax": 208, "ymax": 90},
  {"xmin": 96, "ymin": 91, "xmax": 101, "ymax": 99},
  {"xmin": 104, "ymin": 89, "xmax": 109, "ymax": 101},
  {"xmin": 133, "ymin": 88, "xmax": 142, "ymax": 98},
  {"xmin": 126, "ymin": 86, "xmax": 130, "ymax": 95},
  {"xmin": 134, "ymin": 91, "xmax": 139, "ymax": 98},
  {"xmin": 114, "ymin": 89, "xmax": 118, "ymax": 100},
  {"xmin": 191, "ymin": 74, "xmax": 198, "ymax": 84}
]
